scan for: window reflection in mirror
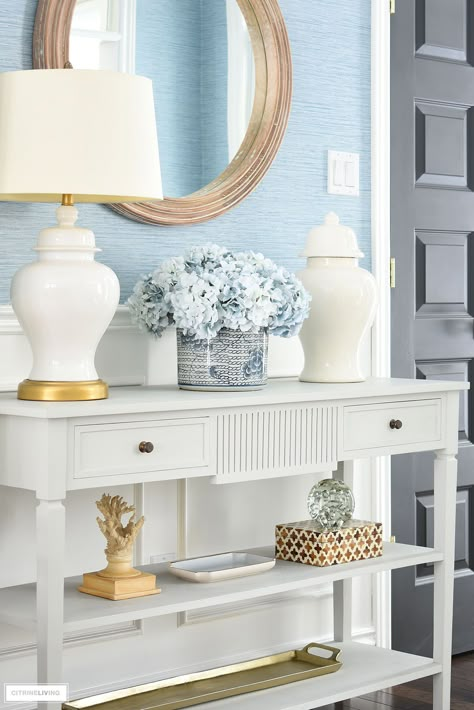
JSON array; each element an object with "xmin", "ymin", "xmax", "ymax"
[{"xmin": 70, "ymin": 0, "xmax": 256, "ymax": 198}]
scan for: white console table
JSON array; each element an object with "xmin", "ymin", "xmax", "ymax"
[{"xmin": 0, "ymin": 377, "xmax": 466, "ymax": 710}]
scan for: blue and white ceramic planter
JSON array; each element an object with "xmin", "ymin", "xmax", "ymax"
[{"xmin": 177, "ymin": 328, "xmax": 268, "ymax": 391}]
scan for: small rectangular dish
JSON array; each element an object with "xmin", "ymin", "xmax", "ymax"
[
  {"xmin": 63, "ymin": 642, "xmax": 342, "ymax": 710},
  {"xmin": 168, "ymin": 551, "xmax": 275, "ymax": 583}
]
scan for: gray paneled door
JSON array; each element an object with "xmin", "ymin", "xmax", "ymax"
[{"xmin": 391, "ymin": 0, "xmax": 474, "ymax": 655}]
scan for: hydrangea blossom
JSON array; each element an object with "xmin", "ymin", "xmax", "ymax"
[{"xmin": 128, "ymin": 244, "xmax": 311, "ymax": 340}]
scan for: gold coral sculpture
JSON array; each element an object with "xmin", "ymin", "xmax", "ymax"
[
  {"xmin": 96, "ymin": 494, "xmax": 144, "ymax": 575},
  {"xmin": 78, "ymin": 494, "xmax": 161, "ymax": 601}
]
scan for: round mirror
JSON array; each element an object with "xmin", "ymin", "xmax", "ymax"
[{"xmin": 33, "ymin": 0, "xmax": 291, "ymax": 225}]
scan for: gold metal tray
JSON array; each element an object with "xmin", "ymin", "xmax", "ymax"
[{"xmin": 64, "ymin": 642, "xmax": 342, "ymax": 710}]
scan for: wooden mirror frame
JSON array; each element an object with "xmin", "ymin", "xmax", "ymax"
[{"xmin": 33, "ymin": 0, "xmax": 292, "ymax": 226}]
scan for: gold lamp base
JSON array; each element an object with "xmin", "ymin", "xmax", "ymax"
[{"xmin": 17, "ymin": 379, "xmax": 109, "ymax": 402}]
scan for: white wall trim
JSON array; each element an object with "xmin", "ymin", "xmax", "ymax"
[
  {"xmin": 0, "ymin": 304, "xmax": 136, "ymax": 335},
  {"xmin": 0, "ymin": 621, "xmax": 142, "ymax": 660},
  {"xmin": 0, "ymin": 305, "xmax": 147, "ymax": 392},
  {"xmin": 183, "ymin": 587, "xmax": 333, "ymax": 625},
  {"xmin": 0, "ymin": 305, "xmax": 308, "ymax": 393},
  {"xmin": 371, "ymin": 0, "xmax": 392, "ymax": 649}
]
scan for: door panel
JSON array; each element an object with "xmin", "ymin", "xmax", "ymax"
[
  {"xmin": 391, "ymin": 0, "xmax": 474, "ymax": 655},
  {"xmin": 416, "ymin": 0, "xmax": 471, "ymax": 63}
]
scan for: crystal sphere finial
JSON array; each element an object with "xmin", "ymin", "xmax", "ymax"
[{"xmin": 307, "ymin": 479, "xmax": 355, "ymax": 530}]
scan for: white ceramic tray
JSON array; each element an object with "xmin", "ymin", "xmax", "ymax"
[{"xmin": 169, "ymin": 552, "xmax": 276, "ymax": 583}]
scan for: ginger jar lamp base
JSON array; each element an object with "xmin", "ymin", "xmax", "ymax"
[{"xmin": 11, "ymin": 202, "xmax": 120, "ymax": 402}]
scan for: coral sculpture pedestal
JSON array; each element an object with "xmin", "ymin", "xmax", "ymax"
[{"xmin": 79, "ymin": 569, "xmax": 160, "ymax": 601}]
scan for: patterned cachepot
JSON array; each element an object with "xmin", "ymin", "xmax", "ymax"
[{"xmin": 177, "ymin": 328, "xmax": 268, "ymax": 391}]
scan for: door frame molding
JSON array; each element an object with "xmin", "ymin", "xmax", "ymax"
[{"xmin": 371, "ymin": 0, "xmax": 392, "ymax": 648}]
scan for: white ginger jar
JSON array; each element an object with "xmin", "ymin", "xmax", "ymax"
[{"xmin": 297, "ymin": 212, "xmax": 377, "ymax": 383}]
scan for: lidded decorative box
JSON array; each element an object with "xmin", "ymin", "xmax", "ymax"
[{"xmin": 275, "ymin": 519, "xmax": 383, "ymax": 567}]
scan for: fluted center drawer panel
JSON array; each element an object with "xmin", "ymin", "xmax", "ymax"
[
  {"xmin": 215, "ymin": 405, "xmax": 338, "ymax": 483},
  {"xmin": 73, "ymin": 417, "xmax": 210, "ymax": 479},
  {"xmin": 343, "ymin": 399, "xmax": 442, "ymax": 454}
]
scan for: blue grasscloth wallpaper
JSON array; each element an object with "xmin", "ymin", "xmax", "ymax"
[
  {"xmin": 136, "ymin": 0, "xmax": 203, "ymax": 197},
  {"xmin": 136, "ymin": 0, "xmax": 229, "ymax": 197},
  {"xmin": 0, "ymin": 0, "xmax": 371, "ymax": 304}
]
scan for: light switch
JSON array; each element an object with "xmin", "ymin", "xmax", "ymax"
[
  {"xmin": 334, "ymin": 159, "xmax": 344, "ymax": 186},
  {"xmin": 345, "ymin": 160, "xmax": 355, "ymax": 187},
  {"xmin": 327, "ymin": 150, "xmax": 360, "ymax": 196}
]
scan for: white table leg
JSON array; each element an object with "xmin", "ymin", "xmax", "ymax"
[
  {"xmin": 333, "ymin": 461, "xmax": 354, "ymax": 642},
  {"xmin": 432, "ymin": 450, "xmax": 457, "ymax": 710},
  {"xmin": 36, "ymin": 498, "xmax": 66, "ymax": 710}
]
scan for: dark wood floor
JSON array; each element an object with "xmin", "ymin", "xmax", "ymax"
[{"xmin": 318, "ymin": 653, "xmax": 474, "ymax": 709}]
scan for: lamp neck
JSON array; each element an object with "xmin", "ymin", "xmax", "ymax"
[
  {"xmin": 33, "ymin": 204, "xmax": 100, "ymax": 262},
  {"xmin": 56, "ymin": 204, "xmax": 79, "ymax": 228},
  {"xmin": 62, "ymin": 193, "xmax": 74, "ymax": 207}
]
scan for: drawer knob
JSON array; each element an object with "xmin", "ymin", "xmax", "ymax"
[
  {"xmin": 389, "ymin": 419, "xmax": 403, "ymax": 430},
  {"xmin": 139, "ymin": 441, "xmax": 154, "ymax": 454}
]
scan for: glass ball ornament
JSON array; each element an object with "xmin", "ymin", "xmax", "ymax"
[{"xmin": 307, "ymin": 479, "xmax": 355, "ymax": 530}]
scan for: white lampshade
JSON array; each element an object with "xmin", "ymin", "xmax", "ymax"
[{"xmin": 0, "ymin": 69, "xmax": 162, "ymax": 202}]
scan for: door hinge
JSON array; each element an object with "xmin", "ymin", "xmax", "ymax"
[
  {"xmin": 390, "ymin": 257, "xmax": 396, "ymax": 288},
  {"xmin": 390, "ymin": 0, "xmax": 395, "ymax": 14}
]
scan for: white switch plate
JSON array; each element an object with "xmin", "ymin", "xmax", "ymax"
[{"xmin": 327, "ymin": 150, "xmax": 360, "ymax": 196}]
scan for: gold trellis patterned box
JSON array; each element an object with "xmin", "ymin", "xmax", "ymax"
[{"xmin": 275, "ymin": 519, "xmax": 383, "ymax": 567}]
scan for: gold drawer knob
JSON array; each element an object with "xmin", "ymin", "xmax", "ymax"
[
  {"xmin": 389, "ymin": 419, "xmax": 403, "ymax": 430},
  {"xmin": 139, "ymin": 441, "xmax": 154, "ymax": 454}
]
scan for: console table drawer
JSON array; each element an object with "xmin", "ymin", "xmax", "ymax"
[
  {"xmin": 343, "ymin": 399, "xmax": 442, "ymax": 453},
  {"xmin": 73, "ymin": 417, "xmax": 210, "ymax": 479}
]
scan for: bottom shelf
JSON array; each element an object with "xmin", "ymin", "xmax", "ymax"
[
  {"xmin": 195, "ymin": 641, "xmax": 440, "ymax": 710},
  {"xmin": 65, "ymin": 641, "xmax": 440, "ymax": 710}
]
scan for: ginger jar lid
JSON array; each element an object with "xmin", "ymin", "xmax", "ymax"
[{"xmin": 301, "ymin": 212, "xmax": 364, "ymax": 258}]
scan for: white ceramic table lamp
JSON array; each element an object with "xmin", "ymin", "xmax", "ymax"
[{"xmin": 0, "ymin": 69, "xmax": 162, "ymax": 401}]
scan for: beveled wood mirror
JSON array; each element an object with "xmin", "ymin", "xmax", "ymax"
[{"xmin": 33, "ymin": 0, "xmax": 292, "ymax": 226}]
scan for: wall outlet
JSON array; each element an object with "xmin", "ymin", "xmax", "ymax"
[
  {"xmin": 327, "ymin": 150, "xmax": 360, "ymax": 196},
  {"xmin": 150, "ymin": 552, "xmax": 177, "ymax": 564}
]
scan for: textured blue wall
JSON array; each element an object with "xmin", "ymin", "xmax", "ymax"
[
  {"xmin": 136, "ymin": 0, "xmax": 229, "ymax": 197},
  {"xmin": 136, "ymin": 0, "xmax": 202, "ymax": 197},
  {"xmin": 0, "ymin": 0, "xmax": 371, "ymax": 304},
  {"xmin": 200, "ymin": 1, "xmax": 229, "ymax": 186}
]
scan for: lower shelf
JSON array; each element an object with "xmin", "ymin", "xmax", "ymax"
[
  {"xmin": 60, "ymin": 642, "xmax": 440, "ymax": 710},
  {"xmin": 193, "ymin": 642, "xmax": 440, "ymax": 710}
]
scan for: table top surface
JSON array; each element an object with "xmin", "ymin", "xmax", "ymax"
[{"xmin": 0, "ymin": 377, "xmax": 467, "ymax": 419}]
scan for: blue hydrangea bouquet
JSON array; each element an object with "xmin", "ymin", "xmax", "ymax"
[{"xmin": 128, "ymin": 244, "xmax": 310, "ymax": 391}]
